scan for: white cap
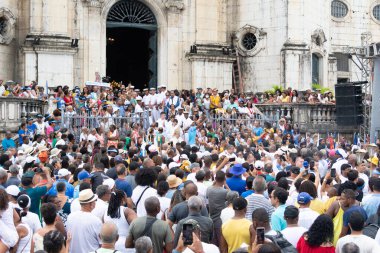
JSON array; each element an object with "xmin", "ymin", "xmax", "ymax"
[
  {"xmin": 58, "ymin": 169, "xmax": 71, "ymax": 177},
  {"xmin": 148, "ymin": 145, "xmax": 158, "ymax": 153},
  {"xmin": 25, "ymin": 156, "xmax": 36, "ymax": 164},
  {"xmin": 336, "ymin": 148, "xmax": 348, "ymax": 159},
  {"xmin": 6, "ymin": 185, "xmax": 20, "ymax": 197},
  {"xmin": 136, "ymin": 96, "xmax": 143, "ymax": 101},
  {"xmin": 254, "ymin": 160, "xmax": 265, "ymax": 169},
  {"xmin": 169, "ymin": 162, "xmax": 180, "ymax": 170},
  {"xmin": 180, "ymin": 154, "xmax": 189, "ymax": 160},
  {"xmin": 103, "ymin": 178, "xmax": 115, "ymax": 190}
]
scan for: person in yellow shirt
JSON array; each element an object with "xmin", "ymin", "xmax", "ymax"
[
  {"xmin": 210, "ymin": 89, "xmax": 221, "ymax": 110},
  {"xmin": 221, "ymin": 197, "xmax": 252, "ymax": 253}
]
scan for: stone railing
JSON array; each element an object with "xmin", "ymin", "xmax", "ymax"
[
  {"xmin": 0, "ymin": 97, "xmax": 48, "ymax": 134},
  {"xmin": 256, "ymin": 103, "xmax": 359, "ymax": 133}
]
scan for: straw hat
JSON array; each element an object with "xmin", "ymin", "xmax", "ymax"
[
  {"xmin": 166, "ymin": 175, "xmax": 182, "ymax": 188},
  {"xmin": 78, "ymin": 189, "xmax": 98, "ymax": 204}
]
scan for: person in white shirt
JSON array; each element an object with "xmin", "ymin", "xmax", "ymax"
[
  {"xmin": 67, "ymin": 189, "xmax": 102, "ymax": 253},
  {"xmin": 297, "ymin": 192, "xmax": 319, "ymax": 230},
  {"xmin": 281, "ymin": 205, "xmax": 307, "ymax": 248},
  {"xmin": 90, "ymin": 222, "xmax": 122, "ymax": 253},
  {"xmin": 142, "ymin": 88, "xmax": 150, "ymax": 106},
  {"xmin": 187, "ymin": 163, "xmax": 201, "ymax": 183},
  {"xmin": 332, "ymin": 149, "xmax": 349, "ymax": 175},
  {"xmin": 357, "ymin": 162, "xmax": 369, "ymax": 195},
  {"xmin": 34, "ymin": 114, "xmax": 46, "ymax": 135},
  {"xmin": 336, "ymin": 211, "xmax": 380, "ymax": 253},
  {"xmin": 134, "ymin": 97, "xmax": 144, "ymax": 113},
  {"xmin": 92, "ymin": 185, "xmax": 111, "ymax": 221},
  {"xmin": 131, "ymin": 168, "xmax": 158, "ymax": 217},
  {"xmin": 175, "ymin": 107, "xmax": 186, "ymax": 127}
]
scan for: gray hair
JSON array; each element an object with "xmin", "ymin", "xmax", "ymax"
[
  {"xmin": 188, "ymin": 196, "xmax": 203, "ymax": 212},
  {"xmin": 100, "ymin": 222, "xmax": 119, "ymax": 244},
  {"xmin": 96, "ymin": 185, "xmax": 110, "ymax": 199},
  {"xmin": 342, "ymin": 242, "xmax": 359, "ymax": 253},
  {"xmin": 135, "ymin": 236, "xmax": 153, "ymax": 253},
  {"xmin": 253, "ymin": 176, "xmax": 266, "ymax": 193},
  {"xmin": 9, "ymin": 165, "xmax": 19, "ymax": 174},
  {"xmin": 0, "ymin": 169, "xmax": 7, "ymax": 179},
  {"xmin": 226, "ymin": 191, "xmax": 239, "ymax": 205},
  {"xmin": 144, "ymin": 196, "xmax": 160, "ymax": 214}
]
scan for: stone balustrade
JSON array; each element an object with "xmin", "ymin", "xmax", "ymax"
[
  {"xmin": 256, "ymin": 103, "xmax": 359, "ymax": 133},
  {"xmin": 0, "ymin": 97, "xmax": 47, "ymax": 133}
]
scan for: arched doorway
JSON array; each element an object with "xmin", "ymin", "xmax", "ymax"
[{"xmin": 106, "ymin": 0, "xmax": 157, "ymax": 89}]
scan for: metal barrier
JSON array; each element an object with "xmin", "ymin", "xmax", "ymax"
[
  {"xmin": 209, "ymin": 112, "xmax": 279, "ymax": 135},
  {"xmin": 61, "ymin": 112, "xmax": 150, "ymax": 142}
]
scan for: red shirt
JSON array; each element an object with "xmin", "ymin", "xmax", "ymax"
[
  {"xmin": 296, "ymin": 236, "xmax": 335, "ymax": 253},
  {"xmin": 63, "ymin": 96, "xmax": 73, "ymax": 105}
]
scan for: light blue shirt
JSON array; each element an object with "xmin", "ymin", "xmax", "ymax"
[
  {"xmin": 271, "ymin": 204, "xmax": 287, "ymax": 231},
  {"xmin": 363, "ymin": 194, "xmax": 380, "ymax": 218}
]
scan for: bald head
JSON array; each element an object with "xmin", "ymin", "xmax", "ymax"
[
  {"xmin": 184, "ymin": 182, "xmax": 198, "ymax": 199},
  {"xmin": 144, "ymin": 196, "xmax": 160, "ymax": 215},
  {"xmin": 100, "ymin": 222, "xmax": 119, "ymax": 244}
]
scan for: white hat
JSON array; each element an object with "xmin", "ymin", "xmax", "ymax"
[
  {"xmin": 159, "ymin": 85, "xmax": 167, "ymax": 89},
  {"xmin": 78, "ymin": 189, "xmax": 98, "ymax": 204},
  {"xmin": 196, "ymin": 152, "xmax": 204, "ymax": 159},
  {"xmin": 274, "ymin": 150, "xmax": 284, "ymax": 156},
  {"xmin": 55, "ymin": 139, "xmax": 65, "ymax": 146},
  {"xmin": 6, "ymin": 185, "xmax": 20, "ymax": 197},
  {"xmin": 58, "ymin": 169, "xmax": 71, "ymax": 177},
  {"xmin": 148, "ymin": 145, "xmax": 158, "ymax": 153},
  {"xmin": 180, "ymin": 154, "xmax": 189, "ymax": 160},
  {"xmin": 143, "ymin": 88, "xmax": 148, "ymax": 91},
  {"xmin": 169, "ymin": 162, "xmax": 180, "ymax": 170},
  {"xmin": 254, "ymin": 160, "xmax": 265, "ymax": 169},
  {"xmin": 17, "ymin": 150, "xmax": 25, "ymax": 155},
  {"xmin": 150, "ymin": 88, "xmax": 156, "ymax": 91},
  {"xmin": 136, "ymin": 96, "xmax": 143, "ymax": 101},
  {"xmin": 177, "ymin": 106, "xmax": 183, "ymax": 110},
  {"xmin": 50, "ymin": 148, "xmax": 61, "ymax": 158},
  {"xmin": 288, "ymin": 148, "xmax": 298, "ymax": 154},
  {"xmin": 25, "ymin": 156, "xmax": 36, "ymax": 164},
  {"xmin": 24, "ymin": 146, "xmax": 36, "ymax": 156},
  {"xmin": 202, "ymin": 151, "xmax": 211, "ymax": 157},
  {"xmin": 103, "ymin": 178, "xmax": 115, "ymax": 190}
]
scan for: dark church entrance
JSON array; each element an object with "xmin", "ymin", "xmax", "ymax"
[{"xmin": 106, "ymin": 0, "xmax": 157, "ymax": 89}]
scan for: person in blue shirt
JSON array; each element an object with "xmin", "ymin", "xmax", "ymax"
[
  {"xmin": 73, "ymin": 170, "xmax": 92, "ymax": 199},
  {"xmin": 362, "ymin": 178, "xmax": 380, "ymax": 218},
  {"xmin": 226, "ymin": 164, "xmax": 246, "ymax": 195},
  {"xmin": 188, "ymin": 124, "xmax": 197, "ymax": 146},
  {"xmin": 18, "ymin": 123, "xmax": 27, "ymax": 145},
  {"xmin": 1, "ymin": 131, "xmax": 16, "ymax": 151},
  {"xmin": 241, "ymin": 176, "xmax": 255, "ymax": 198},
  {"xmin": 47, "ymin": 168, "xmax": 74, "ymax": 198},
  {"xmin": 270, "ymin": 187, "xmax": 288, "ymax": 231},
  {"xmin": 252, "ymin": 120, "xmax": 264, "ymax": 143},
  {"xmin": 341, "ymin": 189, "xmax": 368, "ymax": 237},
  {"xmin": 115, "ymin": 165, "xmax": 133, "ymax": 198},
  {"xmin": 26, "ymin": 118, "xmax": 36, "ymax": 139}
]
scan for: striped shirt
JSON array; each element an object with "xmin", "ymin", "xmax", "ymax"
[{"xmin": 245, "ymin": 193, "xmax": 275, "ymax": 220}]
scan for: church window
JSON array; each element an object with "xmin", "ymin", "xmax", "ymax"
[
  {"xmin": 331, "ymin": 0, "xmax": 348, "ymax": 18},
  {"xmin": 0, "ymin": 17, "xmax": 7, "ymax": 36},
  {"xmin": 373, "ymin": 5, "xmax": 380, "ymax": 21},
  {"xmin": 242, "ymin": 33, "xmax": 257, "ymax": 51}
]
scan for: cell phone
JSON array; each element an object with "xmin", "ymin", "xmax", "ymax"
[
  {"xmin": 182, "ymin": 224, "xmax": 193, "ymax": 246},
  {"xmin": 303, "ymin": 169, "xmax": 309, "ymax": 177},
  {"xmin": 229, "ymin": 157, "xmax": 236, "ymax": 162},
  {"xmin": 331, "ymin": 168, "xmax": 336, "ymax": 178},
  {"xmin": 256, "ymin": 227, "xmax": 265, "ymax": 244}
]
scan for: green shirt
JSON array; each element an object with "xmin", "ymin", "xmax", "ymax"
[
  {"xmin": 22, "ymin": 186, "xmax": 48, "ymax": 216},
  {"xmin": 128, "ymin": 216, "xmax": 173, "ymax": 253}
]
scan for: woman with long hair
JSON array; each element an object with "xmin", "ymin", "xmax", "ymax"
[
  {"xmin": 297, "ymin": 214, "xmax": 335, "ymax": 253},
  {"xmin": 104, "ymin": 189, "xmax": 137, "ymax": 252}
]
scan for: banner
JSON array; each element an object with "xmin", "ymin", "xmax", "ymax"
[{"xmin": 85, "ymin": 81, "xmax": 110, "ymax": 88}]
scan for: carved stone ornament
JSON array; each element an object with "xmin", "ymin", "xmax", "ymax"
[
  {"xmin": 165, "ymin": 0, "xmax": 184, "ymax": 11},
  {"xmin": 0, "ymin": 8, "xmax": 16, "ymax": 45},
  {"xmin": 234, "ymin": 24, "xmax": 266, "ymax": 57},
  {"xmin": 82, "ymin": 0, "xmax": 105, "ymax": 8},
  {"xmin": 311, "ymin": 29, "xmax": 327, "ymax": 47}
]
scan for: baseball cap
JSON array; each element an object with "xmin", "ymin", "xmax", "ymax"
[
  {"xmin": 284, "ymin": 205, "xmax": 299, "ymax": 219},
  {"xmin": 58, "ymin": 169, "xmax": 71, "ymax": 177},
  {"xmin": 103, "ymin": 178, "xmax": 115, "ymax": 190},
  {"xmin": 180, "ymin": 154, "xmax": 189, "ymax": 160},
  {"xmin": 17, "ymin": 194, "xmax": 31, "ymax": 208},
  {"xmin": 78, "ymin": 170, "xmax": 91, "ymax": 181},
  {"xmin": 254, "ymin": 160, "xmax": 264, "ymax": 169},
  {"xmin": 6, "ymin": 185, "xmax": 20, "ymax": 197},
  {"xmin": 297, "ymin": 192, "xmax": 314, "ymax": 204}
]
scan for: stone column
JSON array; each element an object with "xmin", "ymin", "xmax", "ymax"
[
  {"xmin": 29, "ymin": 0, "xmax": 43, "ymax": 34},
  {"xmin": 82, "ymin": 0, "xmax": 104, "ymax": 82},
  {"xmin": 165, "ymin": 1, "xmax": 184, "ymax": 90},
  {"xmin": 328, "ymin": 56, "xmax": 337, "ymax": 90},
  {"xmin": 42, "ymin": 0, "xmax": 69, "ymax": 35}
]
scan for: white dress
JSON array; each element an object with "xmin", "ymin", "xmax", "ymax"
[
  {"xmin": 16, "ymin": 223, "xmax": 32, "ymax": 253},
  {"xmin": 104, "ymin": 206, "xmax": 130, "ymax": 253},
  {"xmin": 0, "ymin": 206, "xmax": 19, "ymax": 249}
]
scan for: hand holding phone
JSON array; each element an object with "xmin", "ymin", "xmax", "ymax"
[
  {"xmin": 256, "ymin": 227, "xmax": 265, "ymax": 244},
  {"xmin": 330, "ymin": 168, "xmax": 336, "ymax": 178},
  {"xmin": 183, "ymin": 224, "xmax": 193, "ymax": 246},
  {"xmin": 229, "ymin": 157, "xmax": 236, "ymax": 162}
]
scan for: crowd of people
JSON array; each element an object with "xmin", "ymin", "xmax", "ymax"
[{"xmin": 0, "ymin": 83, "xmax": 379, "ymax": 253}]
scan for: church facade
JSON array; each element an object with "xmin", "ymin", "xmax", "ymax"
[{"xmin": 1, "ymin": 0, "xmax": 380, "ymax": 92}]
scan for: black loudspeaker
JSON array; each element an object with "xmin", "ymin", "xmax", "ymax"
[{"xmin": 335, "ymin": 82, "xmax": 364, "ymax": 126}]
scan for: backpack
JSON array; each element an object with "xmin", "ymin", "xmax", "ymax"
[
  {"xmin": 363, "ymin": 215, "xmax": 380, "ymax": 239},
  {"xmin": 265, "ymin": 231, "xmax": 298, "ymax": 253}
]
